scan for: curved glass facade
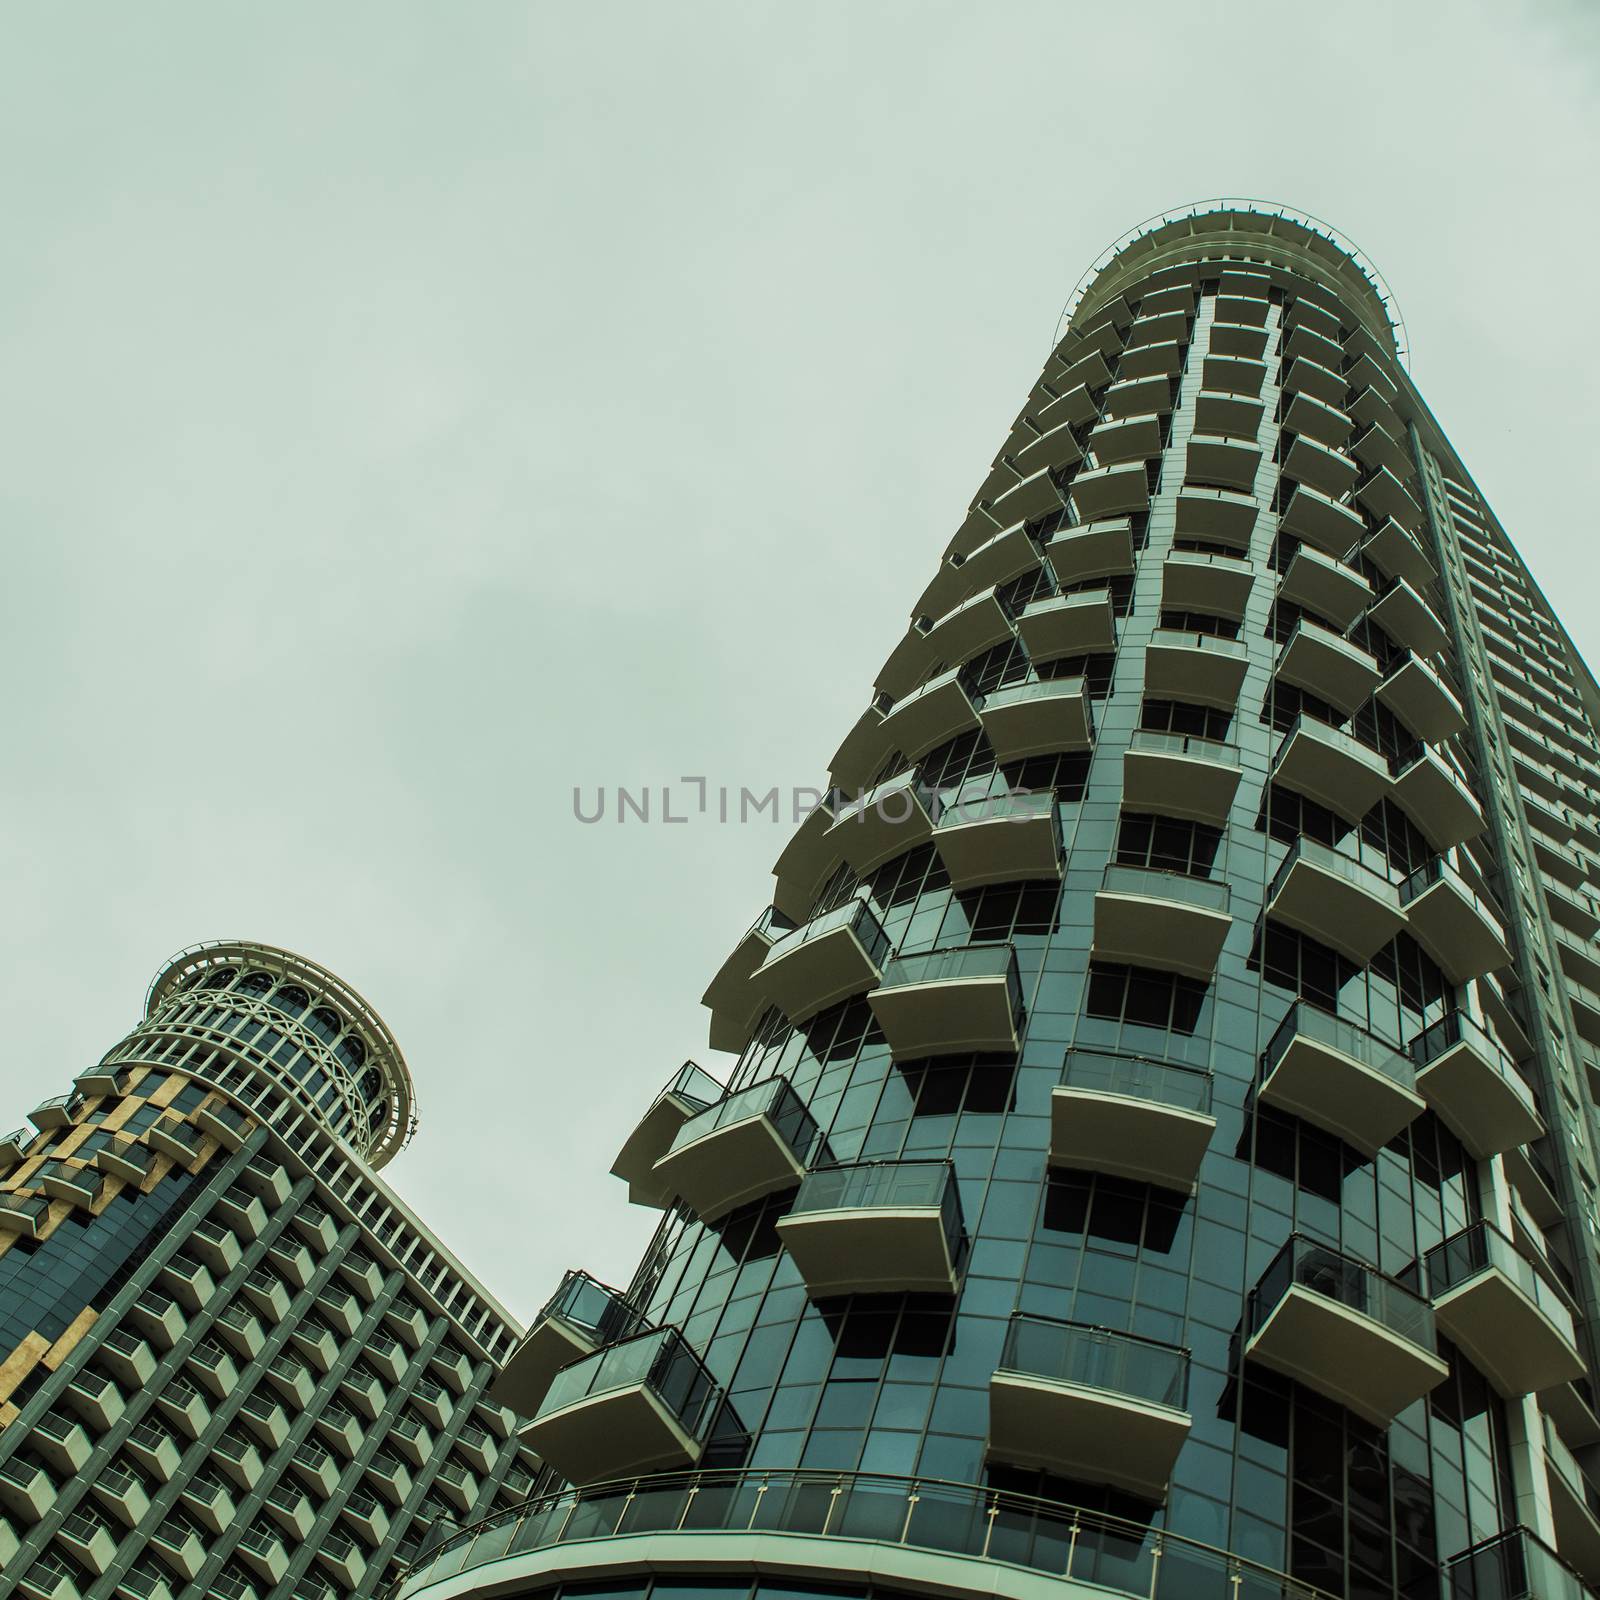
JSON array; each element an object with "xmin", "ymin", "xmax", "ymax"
[{"xmin": 435, "ymin": 209, "xmax": 1600, "ymax": 1600}]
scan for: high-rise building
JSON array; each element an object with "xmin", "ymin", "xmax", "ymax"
[
  {"xmin": 398, "ymin": 204, "xmax": 1600, "ymax": 1600},
  {"xmin": 0, "ymin": 941, "xmax": 539, "ymax": 1600}
]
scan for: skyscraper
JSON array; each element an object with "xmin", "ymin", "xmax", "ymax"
[
  {"xmin": 393, "ymin": 203, "xmax": 1600, "ymax": 1600},
  {"xmin": 0, "ymin": 941, "xmax": 539, "ymax": 1600}
]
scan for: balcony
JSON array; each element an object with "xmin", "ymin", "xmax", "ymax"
[
  {"xmin": 1194, "ymin": 389, "xmax": 1263, "ymax": 438},
  {"xmin": 1444, "ymin": 1527, "xmax": 1595, "ymax": 1600},
  {"xmin": 868, "ymin": 944, "xmax": 1023, "ymax": 1059},
  {"xmin": 918, "ymin": 587, "xmax": 1016, "ymax": 667},
  {"xmin": 1087, "ymin": 412, "xmax": 1162, "ymax": 464},
  {"xmin": 58, "ymin": 1508, "xmax": 119, "ymax": 1574},
  {"xmin": 977, "ymin": 676, "xmax": 1094, "ymax": 760},
  {"xmin": 1363, "ymin": 518, "xmax": 1436, "ymax": 588},
  {"xmin": 826, "ymin": 771, "xmax": 938, "ymax": 876},
  {"xmin": 1015, "ymin": 588, "xmax": 1115, "ymax": 659},
  {"xmin": 1280, "ymin": 482, "xmax": 1366, "ymax": 557},
  {"xmin": 1186, "ymin": 434, "xmax": 1260, "ymax": 492},
  {"xmin": 142, "ymin": 1118, "xmax": 199, "ymax": 1171},
  {"xmin": 1276, "ymin": 545, "xmax": 1373, "ymax": 629},
  {"xmin": 1128, "ymin": 307, "xmax": 1189, "ymax": 346},
  {"xmin": 610, "ymin": 1060, "xmax": 722, "ymax": 1208},
  {"xmin": 1284, "ymin": 353, "xmax": 1346, "ymax": 406},
  {"xmin": 1161, "ymin": 551, "xmax": 1253, "ymax": 620},
  {"xmin": 1257, "ymin": 1002, "xmax": 1422, "ymax": 1155},
  {"xmin": 701, "ymin": 907, "xmax": 796, "ymax": 1052},
  {"xmin": 0, "ymin": 1192, "xmax": 52, "ymax": 1239},
  {"xmin": 524, "ymin": 1326, "xmax": 724, "ymax": 1485},
  {"xmin": 990, "ymin": 467, "xmax": 1064, "ymax": 529},
  {"xmin": 1390, "ymin": 746, "xmax": 1485, "ymax": 851},
  {"xmin": 1103, "ymin": 372, "xmax": 1173, "ymax": 416},
  {"xmin": 1371, "ymin": 577, "xmax": 1449, "ymax": 658},
  {"xmin": 880, "ymin": 667, "xmax": 981, "ymax": 761},
  {"xmin": 30, "ymin": 1092, "xmax": 86, "ymax": 1132},
  {"xmin": 1401, "ymin": 858, "xmax": 1510, "ymax": 985},
  {"xmin": 776, "ymin": 1160, "xmax": 964, "ymax": 1297},
  {"xmin": 1377, "ymin": 651, "xmax": 1465, "ymax": 741},
  {"xmin": 0, "ymin": 1127, "xmax": 29, "ymax": 1169},
  {"xmin": 1245, "ymin": 1235, "xmax": 1447, "ymax": 1425},
  {"xmin": 1200, "ymin": 353, "xmax": 1266, "ymax": 395},
  {"xmin": 652, "ymin": 1075, "xmax": 824, "ymax": 1222},
  {"xmin": 989, "ymin": 1317, "xmax": 1191, "ymax": 1501},
  {"xmin": 37, "ymin": 1160, "xmax": 104, "ymax": 1208},
  {"xmin": 238, "ymin": 1156, "xmax": 290, "ymax": 1206},
  {"xmin": 1411, "ymin": 1013, "xmax": 1543, "ymax": 1158},
  {"xmin": 1043, "ymin": 518, "xmax": 1135, "ymax": 583},
  {"xmin": 920, "ymin": 524, "xmax": 1044, "ymax": 622},
  {"xmin": 96, "ymin": 1137, "xmax": 150, "ymax": 1185},
  {"xmin": 1270, "ymin": 715, "xmax": 1390, "ymax": 821},
  {"xmin": 1121, "ymin": 730, "xmax": 1240, "ymax": 825},
  {"xmin": 1357, "ymin": 466, "xmax": 1422, "ymax": 531},
  {"xmin": 1272, "ymin": 619, "xmax": 1381, "ymax": 716},
  {"xmin": 1071, "ymin": 462, "xmax": 1150, "ymax": 521},
  {"xmin": 933, "ymin": 788, "xmax": 1062, "ymax": 890},
  {"xmin": 1144, "ymin": 630, "xmax": 1250, "ymax": 710},
  {"xmin": 1118, "ymin": 339, "xmax": 1184, "ymax": 380},
  {"xmin": 65, "ymin": 1370, "xmax": 126, "ymax": 1431},
  {"xmin": 827, "ymin": 703, "xmax": 892, "ymax": 793},
  {"xmin": 33, "ymin": 1411, "xmax": 92, "ymax": 1474},
  {"xmin": 1049, "ymin": 345, "xmax": 1114, "ymax": 394},
  {"xmin": 195, "ymin": 1100, "xmax": 250, "ymax": 1150},
  {"xmin": 100, "ymin": 1328, "xmax": 156, "ymax": 1387},
  {"xmin": 129, "ymin": 1289, "xmax": 183, "ymax": 1348},
  {"xmin": 754, "ymin": 895, "xmax": 891, "ymax": 1025},
  {"xmin": 1173, "ymin": 486, "xmax": 1257, "ymax": 549},
  {"xmin": 181, "ymin": 1475, "xmax": 234, "ymax": 1537},
  {"xmin": 1422, "ymin": 1222, "xmax": 1583, "ymax": 1398},
  {"xmin": 1092, "ymin": 864, "xmax": 1232, "ymax": 979},
  {"xmin": 0, "ymin": 1457, "xmax": 52, "ymax": 1521},
  {"xmin": 491, "ymin": 1267, "xmax": 647, "ymax": 1418},
  {"xmin": 1284, "ymin": 435, "xmax": 1359, "ymax": 499},
  {"xmin": 1050, "ymin": 1049, "xmax": 1215, "ymax": 1192},
  {"xmin": 1545, "ymin": 1417, "xmax": 1600, "ymax": 1585},
  {"xmin": 1209, "ymin": 321, "xmax": 1268, "ymax": 359},
  {"xmin": 1282, "ymin": 390, "xmax": 1352, "ymax": 448},
  {"xmin": 1012, "ymin": 420, "xmax": 1083, "ymax": 479}
]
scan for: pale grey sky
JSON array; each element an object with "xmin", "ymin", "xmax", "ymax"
[{"xmin": 2, "ymin": 1, "xmax": 1597, "ymax": 1325}]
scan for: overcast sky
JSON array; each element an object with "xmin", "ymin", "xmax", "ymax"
[{"xmin": 2, "ymin": 1, "xmax": 1597, "ymax": 1328}]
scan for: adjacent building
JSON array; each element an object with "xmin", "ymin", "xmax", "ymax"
[
  {"xmin": 0, "ymin": 941, "xmax": 539, "ymax": 1600},
  {"xmin": 404, "ymin": 206, "xmax": 1600, "ymax": 1600}
]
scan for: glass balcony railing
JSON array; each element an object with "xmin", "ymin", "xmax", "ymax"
[
  {"xmin": 879, "ymin": 941, "xmax": 1020, "ymax": 999},
  {"xmin": 1264, "ymin": 1002, "xmax": 1415, "ymax": 1097},
  {"xmin": 535, "ymin": 1326, "xmax": 723, "ymax": 1443},
  {"xmin": 1268, "ymin": 834, "xmax": 1395, "ymax": 902},
  {"xmin": 665, "ymin": 1074, "xmax": 826, "ymax": 1170},
  {"xmin": 0, "ymin": 1192, "xmax": 52, "ymax": 1233},
  {"xmin": 538, "ymin": 1269, "xmax": 650, "ymax": 1349},
  {"xmin": 1249, "ymin": 1235, "xmax": 1437, "ymax": 1354},
  {"xmin": 999, "ymin": 1315, "xmax": 1189, "ymax": 1411},
  {"xmin": 762, "ymin": 894, "xmax": 892, "ymax": 975},
  {"xmin": 1446, "ymin": 1525, "xmax": 1596, "ymax": 1600},
  {"xmin": 1126, "ymin": 728, "xmax": 1239, "ymax": 766},
  {"xmin": 1148, "ymin": 628, "xmax": 1249, "ymax": 663},
  {"xmin": 398, "ymin": 1467, "xmax": 1330, "ymax": 1600},
  {"xmin": 1410, "ymin": 1012, "xmax": 1538, "ymax": 1118},
  {"xmin": 934, "ymin": 786, "xmax": 1056, "ymax": 829},
  {"xmin": 1059, "ymin": 1048, "xmax": 1213, "ymax": 1116},
  {"xmin": 1400, "ymin": 856, "xmax": 1505, "ymax": 929},
  {"xmin": 789, "ymin": 1159, "xmax": 963, "ymax": 1259},
  {"xmin": 1423, "ymin": 1221, "xmax": 1578, "ymax": 1347},
  {"xmin": 1101, "ymin": 862, "xmax": 1231, "ymax": 914}
]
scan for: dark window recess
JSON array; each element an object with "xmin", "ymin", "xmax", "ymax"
[
  {"xmin": 1085, "ymin": 962, "xmax": 1207, "ymax": 1034},
  {"xmin": 1141, "ymin": 698, "xmax": 1233, "ymax": 741},
  {"xmin": 1261, "ymin": 682, "xmax": 1348, "ymax": 738},
  {"xmin": 1159, "ymin": 609, "xmax": 1241, "ymax": 640},
  {"xmin": 1115, "ymin": 814, "xmax": 1223, "ymax": 877}
]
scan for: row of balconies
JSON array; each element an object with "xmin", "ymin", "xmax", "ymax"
[{"xmin": 494, "ymin": 1205, "xmax": 1574, "ymax": 1514}]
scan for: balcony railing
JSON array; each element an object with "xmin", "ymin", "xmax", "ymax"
[
  {"xmin": 778, "ymin": 1160, "xmax": 964, "ymax": 1297},
  {"xmin": 1245, "ymin": 1234, "xmax": 1446, "ymax": 1425},
  {"xmin": 868, "ymin": 942, "xmax": 1024, "ymax": 1059},
  {"xmin": 1000, "ymin": 1315, "xmax": 1187, "ymax": 1409},
  {"xmin": 653, "ymin": 1074, "xmax": 826, "ymax": 1221},
  {"xmin": 396, "ymin": 1468, "xmax": 1331, "ymax": 1600},
  {"xmin": 1445, "ymin": 1526, "xmax": 1595, "ymax": 1600},
  {"xmin": 1409, "ymin": 1011, "xmax": 1542, "ymax": 1157},
  {"xmin": 528, "ymin": 1326, "xmax": 726, "ymax": 1484}
]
